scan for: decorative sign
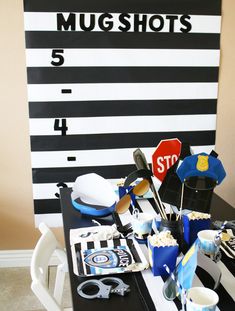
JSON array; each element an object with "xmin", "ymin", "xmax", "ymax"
[
  {"xmin": 152, "ymin": 138, "xmax": 182, "ymax": 181},
  {"xmin": 23, "ymin": 0, "xmax": 221, "ymax": 226}
]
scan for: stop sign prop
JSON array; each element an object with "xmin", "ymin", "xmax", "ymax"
[{"xmin": 152, "ymin": 138, "xmax": 182, "ymax": 182}]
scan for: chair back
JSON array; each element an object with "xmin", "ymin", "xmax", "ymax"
[{"xmin": 30, "ymin": 223, "xmax": 68, "ymax": 311}]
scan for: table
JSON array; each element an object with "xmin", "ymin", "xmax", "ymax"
[{"xmin": 60, "ymin": 188, "xmax": 235, "ymax": 311}]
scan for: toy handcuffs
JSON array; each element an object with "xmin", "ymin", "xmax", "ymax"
[{"xmin": 77, "ymin": 277, "xmax": 130, "ymax": 299}]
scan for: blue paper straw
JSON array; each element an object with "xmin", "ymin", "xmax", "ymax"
[
  {"xmin": 163, "ymin": 264, "xmax": 189, "ymax": 310},
  {"xmin": 164, "ymin": 264, "xmax": 183, "ymax": 292}
]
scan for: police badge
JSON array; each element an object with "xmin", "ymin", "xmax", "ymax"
[
  {"xmin": 196, "ymin": 155, "xmax": 209, "ymax": 172},
  {"xmin": 84, "ymin": 248, "xmax": 132, "ymax": 269}
]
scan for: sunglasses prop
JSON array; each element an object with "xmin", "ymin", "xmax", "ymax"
[{"xmin": 115, "ymin": 179, "xmax": 150, "ymax": 214}]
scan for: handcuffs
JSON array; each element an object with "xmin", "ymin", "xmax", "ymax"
[{"xmin": 77, "ymin": 277, "xmax": 130, "ymax": 299}]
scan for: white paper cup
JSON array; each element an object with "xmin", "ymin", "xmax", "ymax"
[
  {"xmin": 186, "ymin": 287, "xmax": 219, "ymax": 311},
  {"xmin": 197, "ymin": 230, "xmax": 219, "ymax": 255},
  {"xmin": 131, "ymin": 212, "xmax": 153, "ymax": 240}
]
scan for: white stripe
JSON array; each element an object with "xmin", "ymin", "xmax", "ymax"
[
  {"xmin": 138, "ymin": 199, "xmax": 158, "ymax": 216},
  {"xmin": 29, "ymin": 114, "xmax": 216, "ymax": 136},
  {"xmin": 118, "ymin": 209, "xmax": 133, "ymax": 227},
  {"xmin": 217, "ymin": 261, "xmax": 235, "ymax": 301},
  {"xmin": 131, "ymin": 238, "xmax": 151, "ymax": 270},
  {"xmin": 191, "ymin": 145, "xmax": 214, "ymax": 154},
  {"xmin": 26, "ymin": 48, "xmax": 220, "ymax": 67},
  {"xmin": 138, "ymin": 199, "xmax": 172, "ymax": 221},
  {"xmin": 34, "ymin": 213, "xmax": 63, "ymax": 227},
  {"xmin": 93, "ymin": 240, "xmax": 101, "ymax": 250},
  {"xmin": 27, "ymin": 83, "xmax": 218, "ymax": 102},
  {"xmin": 106, "ymin": 239, "xmax": 114, "ymax": 248},
  {"xmin": 24, "ymin": 12, "xmax": 221, "ymax": 33},
  {"xmin": 30, "ymin": 141, "xmax": 216, "ymax": 169},
  {"xmin": 142, "ymin": 268, "xmax": 179, "ymax": 310},
  {"xmin": 138, "ymin": 241, "xmax": 178, "ymax": 310},
  {"xmin": 120, "ymin": 239, "xmax": 128, "ymax": 247}
]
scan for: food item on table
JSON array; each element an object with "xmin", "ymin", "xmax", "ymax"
[
  {"xmin": 148, "ymin": 231, "xmax": 178, "ymax": 247},
  {"xmin": 187, "ymin": 211, "xmax": 211, "ymax": 220}
]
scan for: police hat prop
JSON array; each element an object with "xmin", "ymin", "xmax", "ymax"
[
  {"xmin": 71, "ymin": 173, "xmax": 117, "ymax": 217},
  {"xmin": 176, "ymin": 153, "xmax": 226, "ymax": 186}
]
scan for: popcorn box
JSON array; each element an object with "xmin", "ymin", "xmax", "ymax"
[
  {"xmin": 183, "ymin": 215, "xmax": 211, "ymax": 247},
  {"xmin": 148, "ymin": 236, "xmax": 179, "ymax": 277}
]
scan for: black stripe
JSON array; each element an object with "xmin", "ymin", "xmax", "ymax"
[
  {"xmin": 29, "ymin": 99, "xmax": 217, "ymax": 118},
  {"xmin": 112, "ymin": 212, "xmax": 123, "ymax": 230},
  {"xmin": 196, "ymin": 266, "xmax": 235, "ymax": 310},
  {"xmin": 34, "ymin": 198, "xmax": 61, "ymax": 213},
  {"xmin": 87, "ymin": 241, "xmax": 95, "ymax": 249},
  {"xmin": 128, "ymin": 198, "xmax": 134, "ymax": 214},
  {"xmin": 113, "ymin": 239, "xmax": 121, "ymax": 247},
  {"xmin": 27, "ymin": 67, "xmax": 219, "ymax": 84},
  {"xmin": 25, "ymin": 31, "xmax": 220, "ymax": 49},
  {"xmin": 75, "ymin": 243, "xmax": 82, "ymax": 252},
  {"xmin": 33, "ymin": 164, "xmax": 137, "ymax": 183},
  {"xmin": 132, "ymin": 273, "xmax": 156, "ymax": 311},
  {"xmin": 216, "ymin": 284, "xmax": 235, "ymax": 311},
  {"xmin": 30, "ymin": 131, "xmax": 216, "ymax": 151},
  {"xmin": 220, "ymin": 252, "xmax": 235, "ymax": 277},
  {"xmin": 100, "ymin": 240, "xmax": 108, "ymax": 248},
  {"xmin": 84, "ymin": 242, "xmax": 94, "ymax": 275},
  {"xmin": 126, "ymin": 239, "xmax": 142, "ymax": 263},
  {"xmin": 38, "ymin": 196, "xmax": 157, "ymax": 217},
  {"xmin": 24, "ymin": 0, "xmax": 221, "ymax": 15},
  {"xmin": 75, "ymin": 243, "xmax": 85, "ymax": 275},
  {"xmin": 61, "ymin": 89, "xmax": 72, "ymax": 93},
  {"xmin": 86, "ymin": 240, "xmax": 95, "ymax": 277}
]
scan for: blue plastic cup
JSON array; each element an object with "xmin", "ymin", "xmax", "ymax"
[{"xmin": 197, "ymin": 230, "xmax": 219, "ymax": 256}]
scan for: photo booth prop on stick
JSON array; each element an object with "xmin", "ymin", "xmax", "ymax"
[
  {"xmin": 176, "ymin": 152, "xmax": 226, "ymax": 214},
  {"xmin": 23, "ymin": 0, "xmax": 222, "ymax": 226}
]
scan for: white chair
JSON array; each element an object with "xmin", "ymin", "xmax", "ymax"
[{"xmin": 30, "ymin": 222, "xmax": 72, "ymax": 311}]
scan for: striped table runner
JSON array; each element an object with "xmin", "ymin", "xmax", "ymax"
[{"xmin": 118, "ymin": 198, "xmax": 235, "ymax": 310}]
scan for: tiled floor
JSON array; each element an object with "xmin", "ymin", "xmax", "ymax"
[{"xmin": 0, "ymin": 266, "xmax": 72, "ymax": 311}]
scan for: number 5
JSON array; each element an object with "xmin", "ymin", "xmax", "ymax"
[{"xmin": 51, "ymin": 49, "xmax": 64, "ymax": 66}]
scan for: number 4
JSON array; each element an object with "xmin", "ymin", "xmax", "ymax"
[{"xmin": 54, "ymin": 118, "xmax": 68, "ymax": 136}]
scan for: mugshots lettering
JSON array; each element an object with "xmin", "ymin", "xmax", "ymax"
[{"xmin": 57, "ymin": 13, "xmax": 192, "ymax": 33}]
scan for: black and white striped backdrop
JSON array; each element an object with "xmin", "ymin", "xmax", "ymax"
[{"xmin": 24, "ymin": 0, "xmax": 221, "ymax": 226}]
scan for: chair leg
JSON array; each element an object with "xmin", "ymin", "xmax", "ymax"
[
  {"xmin": 54, "ymin": 263, "xmax": 66, "ymax": 305},
  {"xmin": 32, "ymin": 281, "xmax": 62, "ymax": 311}
]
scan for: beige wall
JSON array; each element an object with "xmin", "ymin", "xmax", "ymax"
[
  {"xmin": 0, "ymin": 1, "xmax": 234, "ymax": 250},
  {"xmin": 215, "ymin": 0, "xmax": 235, "ymax": 205}
]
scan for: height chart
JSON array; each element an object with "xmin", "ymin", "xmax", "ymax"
[{"xmin": 24, "ymin": 0, "xmax": 221, "ymax": 226}]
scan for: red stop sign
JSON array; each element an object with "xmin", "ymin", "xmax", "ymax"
[{"xmin": 152, "ymin": 138, "xmax": 182, "ymax": 181}]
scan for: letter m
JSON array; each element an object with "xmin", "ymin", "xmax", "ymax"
[{"xmin": 57, "ymin": 13, "xmax": 76, "ymax": 31}]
